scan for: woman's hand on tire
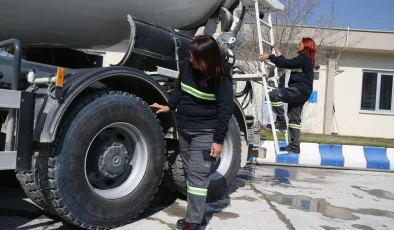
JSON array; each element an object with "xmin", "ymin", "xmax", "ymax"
[
  {"xmin": 210, "ymin": 142, "xmax": 222, "ymax": 158},
  {"xmin": 149, "ymin": 103, "xmax": 170, "ymax": 114}
]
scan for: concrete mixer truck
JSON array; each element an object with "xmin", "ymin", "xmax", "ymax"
[{"xmin": 0, "ymin": 0, "xmax": 284, "ymax": 229}]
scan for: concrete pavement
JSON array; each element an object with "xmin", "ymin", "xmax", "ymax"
[{"xmin": 0, "ymin": 166, "xmax": 393, "ymax": 229}]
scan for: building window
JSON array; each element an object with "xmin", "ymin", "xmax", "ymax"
[{"xmin": 361, "ymin": 71, "xmax": 394, "ymax": 113}]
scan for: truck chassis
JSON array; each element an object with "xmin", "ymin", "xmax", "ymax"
[{"xmin": 0, "ymin": 15, "xmax": 262, "ymax": 229}]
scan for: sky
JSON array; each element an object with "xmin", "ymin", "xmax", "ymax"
[{"xmin": 310, "ymin": 0, "xmax": 394, "ymax": 31}]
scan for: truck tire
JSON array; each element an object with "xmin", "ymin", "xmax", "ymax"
[
  {"xmin": 15, "ymin": 155, "xmax": 54, "ymax": 213},
  {"xmin": 170, "ymin": 116, "xmax": 242, "ymax": 202},
  {"xmin": 38, "ymin": 91, "xmax": 166, "ymax": 229}
]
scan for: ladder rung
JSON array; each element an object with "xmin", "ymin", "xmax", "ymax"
[
  {"xmin": 268, "ymin": 76, "xmax": 279, "ymax": 82},
  {"xmin": 261, "ymin": 39, "xmax": 273, "ymax": 47},
  {"xmin": 259, "ymin": 19, "xmax": 272, "ymax": 28},
  {"xmin": 264, "ymin": 61, "xmax": 276, "ymax": 66},
  {"xmin": 232, "ymin": 73, "xmax": 261, "ymax": 81}
]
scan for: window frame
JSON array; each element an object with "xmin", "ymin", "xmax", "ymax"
[{"xmin": 360, "ymin": 70, "xmax": 394, "ymax": 115}]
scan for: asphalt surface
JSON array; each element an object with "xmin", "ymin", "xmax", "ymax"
[{"xmin": 1, "ymin": 166, "xmax": 393, "ymax": 230}]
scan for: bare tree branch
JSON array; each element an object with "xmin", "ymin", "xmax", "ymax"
[{"xmin": 235, "ymin": 0, "xmax": 363, "ymax": 74}]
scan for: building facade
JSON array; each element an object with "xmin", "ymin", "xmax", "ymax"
[
  {"xmin": 238, "ymin": 25, "xmax": 394, "ymax": 139},
  {"xmin": 303, "ymin": 27, "xmax": 394, "ymax": 139},
  {"xmin": 100, "ymin": 26, "xmax": 394, "ymax": 139}
]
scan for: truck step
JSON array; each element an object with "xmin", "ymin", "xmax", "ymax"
[
  {"xmin": 247, "ymin": 133, "xmax": 262, "ymax": 146},
  {"xmin": 0, "ymin": 151, "xmax": 16, "ymax": 170},
  {"xmin": 0, "ymin": 89, "xmax": 21, "ymax": 109}
]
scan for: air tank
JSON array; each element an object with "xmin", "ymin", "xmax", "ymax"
[{"xmin": 0, "ymin": 0, "xmax": 225, "ymax": 49}]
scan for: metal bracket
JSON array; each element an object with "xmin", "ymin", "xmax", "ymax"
[
  {"xmin": 0, "ymin": 89, "xmax": 21, "ymax": 109},
  {"xmin": 16, "ymin": 91, "xmax": 35, "ymax": 172},
  {"xmin": 0, "ymin": 39, "xmax": 21, "ymax": 90},
  {"xmin": 168, "ymin": 28, "xmax": 181, "ymax": 71}
]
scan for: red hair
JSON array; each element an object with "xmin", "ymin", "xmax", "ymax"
[{"xmin": 301, "ymin": 37, "xmax": 317, "ymax": 70}]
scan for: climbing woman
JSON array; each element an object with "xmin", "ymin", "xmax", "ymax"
[
  {"xmin": 258, "ymin": 37, "xmax": 318, "ymax": 154},
  {"xmin": 150, "ymin": 35, "xmax": 234, "ymax": 230}
]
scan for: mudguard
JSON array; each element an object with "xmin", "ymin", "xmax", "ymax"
[
  {"xmin": 33, "ymin": 66, "xmax": 173, "ymax": 143},
  {"xmin": 33, "ymin": 66, "xmax": 248, "ymax": 144},
  {"xmin": 232, "ymin": 97, "xmax": 249, "ymax": 141}
]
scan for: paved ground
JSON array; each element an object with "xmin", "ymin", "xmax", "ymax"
[{"xmin": 1, "ymin": 166, "xmax": 394, "ymax": 230}]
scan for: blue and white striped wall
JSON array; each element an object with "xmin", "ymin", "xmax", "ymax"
[{"xmin": 248, "ymin": 141, "xmax": 394, "ymax": 171}]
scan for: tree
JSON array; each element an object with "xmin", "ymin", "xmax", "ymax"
[
  {"xmin": 233, "ymin": 0, "xmax": 361, "ymax": 128},
  {"xmin": 235, "ymin": 0, "xmax": 359, "ymax": 75}
]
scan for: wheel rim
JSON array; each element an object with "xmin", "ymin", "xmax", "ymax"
[
  {"xmin": 84, "ymin": 122, "xmax": 148, "ymax": 199},
  {"xmin": 210, "ymin": 135, "xmax": 233, "ymax": 181}
]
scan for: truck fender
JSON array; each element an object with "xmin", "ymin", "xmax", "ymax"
[
  {"xmin": 33, "ymin": 66, "xmax": 176, "ymax": 143},
  {"xmin": 232, "ymin": 97, "xmax": 250, "ymax": 167},
  {"xmin": 232, "ymin": 98, "xmax": 248, "ymax": 142}
]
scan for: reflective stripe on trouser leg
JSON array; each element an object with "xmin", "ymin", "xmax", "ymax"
[
  {"xmin": 187, "ymin": 182, "xmax": 207, "ymax": 196},
  {"xmin": 271, "ymin": 101, "xmax": 284, "ymax": 107},
  {"xmin": 288, "ymin": 124, "xmax": 301, "ymax": 129},
  {"xmin": 186, "ymin": 181, "xmax": 209, "ymax": 224},
  {"xmin": 269, "ymin": 90, "xmax": 286, "ymax": 123},
  {"xmin": 287, "ymin": 102, "xmax": 304, "ymax": 146},
  {"xmin": 184, "ymin": 129, "xmax": 214, "ymax": 224}
]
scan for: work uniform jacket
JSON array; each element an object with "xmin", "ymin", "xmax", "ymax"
[{"xmin": 168, "ymin": 61, "xmax": 234, "ymax": 144}]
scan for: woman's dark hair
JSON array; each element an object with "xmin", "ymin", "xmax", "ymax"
[{"xmin": 189, "ymin": 35, "xmax": 230, "ymax": 82}]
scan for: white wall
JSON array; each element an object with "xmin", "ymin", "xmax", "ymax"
[
  {"xmin": 333, "ymin": 51, "xmax": 394, "ymax": 139},
  {"xmin": 236, "ymin": 66, "xmax": 327, "ymax": 135},
  {"xmin": 294, "ymin": 50, "xmax": 394, "ymax": 139},
  {"xmin": 301, "ymin": 67, "xmax": 326, "ymax": 134}
]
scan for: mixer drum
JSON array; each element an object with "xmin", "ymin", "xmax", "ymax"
[{"xmin": 0, "ymin": 0, "xmax": 223, "ymax": 49}]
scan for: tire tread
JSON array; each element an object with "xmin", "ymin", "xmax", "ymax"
[{"xmin": 37, "ymin": 91, "xmax": 166, "ymax": 229}]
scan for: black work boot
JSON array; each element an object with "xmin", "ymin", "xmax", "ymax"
[
  {"xmin": 177, "ymin": 217, "xmax": 207, "ymax": 229},
  {"xmin": 280, "ymin": 144, "xmax": 300, "ymax": 154},
  {"xmin": 279, "ymin": 145, "xmax": 288, "ymax": 152},
  {"xmin": 182, "ymin": 222, "xmax": 201, "ymax": 230},
  {"xmin": 267, "ymin": 122, "xmax": 287, "ymax": 131}
]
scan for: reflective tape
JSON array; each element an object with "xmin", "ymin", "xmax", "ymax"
[
  {"xmin": 181, "ymin": 82, "xmax": 216, "ymax": 101},
  {"xmin": 271, "ymin": 101, "xmax": 284, "ymax": 107},
  {"xmin": 288, "ymin": 123, "xmax": 301, "ymax": 129},
  {"xmin": 187, "ymin": 183, "xmax": 207, "ymax": 196},
  {"xmin": 291, "ymin": 68, "xmax": 302, "ymax": 73}
]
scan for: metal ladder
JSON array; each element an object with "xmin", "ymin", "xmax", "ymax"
[{"xmin": 253, "ymin": 0, "xmax": 289, "ymax": 154}]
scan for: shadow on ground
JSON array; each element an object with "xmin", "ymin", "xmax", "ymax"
[
  {"xmin": 0, "ymin": 166, "xmax": 248, "ymax": 230},
  {"xmin": 200, "ymin": 167, "xmax": 249, "ymax": 229},
  {"xmin": 0, "ymin": 170, "xmax": 74, "ymax": 230},
  {"xmin": 0, "ymin": 170, "xmax": 180, "ymax": 229}
]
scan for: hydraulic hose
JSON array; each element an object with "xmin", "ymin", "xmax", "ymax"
[{"xmin": 232, "ymin": 66, "xmax": 254, "ymax": 110}]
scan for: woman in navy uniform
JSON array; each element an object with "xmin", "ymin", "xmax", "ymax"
[
  {"xmin": 258, "ymin": 37, "xmax": 318, "ymax": 154},
  {"xmin": 150, "ymin": 35, "xmax": 233, "ymax": 230}
]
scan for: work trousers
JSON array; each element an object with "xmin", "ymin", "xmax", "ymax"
[
  {"xmin": 178, "ymin": 128, "xmax": 216, "ymax": 224},
  {"xmin": 269, "ymin": 87, "xmax": 309, "ymax": 146}
]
